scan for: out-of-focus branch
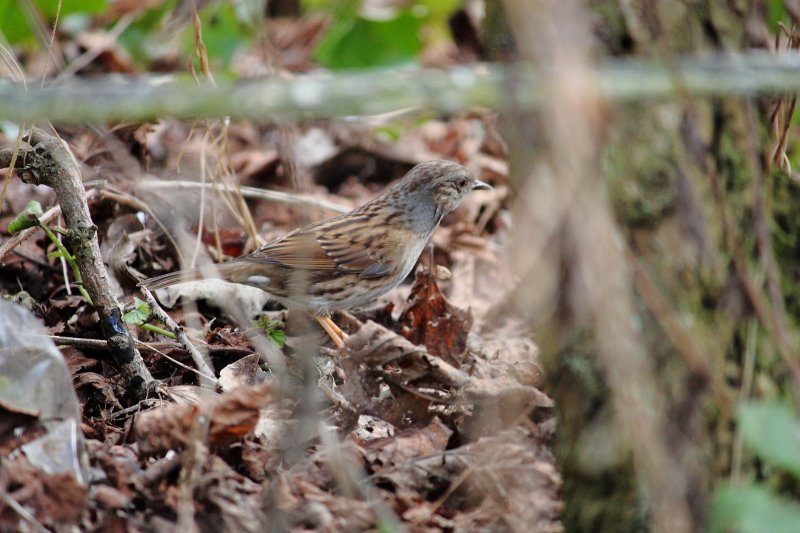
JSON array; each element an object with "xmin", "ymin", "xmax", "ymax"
[
  {"xmin": 503, "ymin": 1, "xmax": 697, "ymax": 532},
  {"xmin": 2, "ymin": 53, "xmax": 800, "ymax": 121},
  {"xmin": 136, "ymin": 179, "xmax": 351, "ymax": 215}
]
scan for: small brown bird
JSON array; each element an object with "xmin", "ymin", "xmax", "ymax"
[{"xmin": 141, "ymin": 160, "xmax": 491, "ymax": 347}]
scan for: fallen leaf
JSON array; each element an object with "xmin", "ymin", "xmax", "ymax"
[
  {"xmin": 398, "ymin": 267, "xmax": 473, "ymax": 366},
  {"xmin": 365, "ymin": 417, "xmax": 452, "ymax": 474},
  {"xmin": 135, "ymin": 382, "xmax": 274, "ymax": 456}
]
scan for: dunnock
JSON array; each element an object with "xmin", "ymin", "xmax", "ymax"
[{"xmin": 141, "ymin": 160, "xmax": 491, "ymax": 347}]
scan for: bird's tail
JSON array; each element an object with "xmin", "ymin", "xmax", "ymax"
[{"xmin": 139, "ymin": 265, "xmax": 227, "ymax": 290}]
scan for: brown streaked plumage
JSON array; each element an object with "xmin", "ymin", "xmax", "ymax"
[{"xmin": 140, "ymin": 160, "xmax": 491, "ymax": 347}]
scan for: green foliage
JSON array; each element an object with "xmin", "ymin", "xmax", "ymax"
[
  {"xmin": 711, "ymin": 485, "xmax": 800, "ymax": 533},
  {"xmin": 124, "ymin": 297, "xmax": 177, "ymax": 338},
  {"xmin": 711, "ymin": 400, "xmax": 800, "ymax": 533},
  {"xmin": 7, "ymin": 201, "xmax": 43, "ymax": 234},
  {"xmin": 115, "ymin": 1, "xmax": 176, "ymax": 67},
  {"xmin": 12, "ymin": 207, "xmax": 95, "ymax": 305},
  {"xmin": 0, "ymin": 0, "xmax": 107, "ymax": 45},
  {"xmin": 0, "ymin": 2, "xmax": 30, "ymax": 45},
  {"xmin": 191, "ymin": 2, "xmax": 258, "ymax": 68},
  {"xmin": 309, "ymin": 0, "xmax": 463, "ymax": 70},
  {"xmin": 4, "ymin": 0, "xmax": 464, "ymax": 72},
  {"xmin": 119, "ymin": 0, "xmax": 260, "ymax": 70},
  {"xmin": 3, "ymin": 0, "xmax": 259, "ymax": 71},
  {"xmin": 313, "ymin": 9, "xmax": 425, "ymax": 70},
  {"xmin": 765, "ymin": 0, "xmax": 790, "ymax": 33},
  {"xmin": 252, "ymin": 314, "xmax": 286, "ymax": 349},
  {"xmin": 123, "ymin": 297, "xmax": 152, "ymax": 326},
  {"xmin": 738, "ymin": 401, "xmax": 800, "ymax": 478}
]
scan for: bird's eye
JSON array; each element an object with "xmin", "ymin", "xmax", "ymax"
[{"xmin": 456, "ymin": 178, "xmax": 467, "ymax": 190}]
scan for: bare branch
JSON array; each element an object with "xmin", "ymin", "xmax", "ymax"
[{"xmin": 2, "ymin": 53, "xmax": 800, "ymax": 122}]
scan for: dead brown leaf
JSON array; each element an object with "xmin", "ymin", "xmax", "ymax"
[
  {"xmin": 92, "ymin": 444, "xmax": 141, "ymax": 498},
  {"xmin": 74, "ymin": 372, "xmax": 124, "ymax": 416},
  {"xmin": 0, "ymin": 455, "xmax": 88, "ymax": 529},
  {"xmin": 135, "ymin": 382, "xmax": 274, "ymax": 456},
  {"xmin": 267, "ymin": 442, "xmax": 380, "ymax": 531},
  {"xmin": 218, "ymin": 353, "xmax": 268, "ymax": 390},
  {"xmin": 0, "ymin": 399, "xmax": 45, "ymax": 456},
  {"xmin": 341, "ymin": 320, "xmax": 470, "ymax": 429},
  {"xmin": 62, "ymin": 346, "xmax": 102, "ymax": 375},
  {"xmin": 399, "ymin": 268, "xmax": 473, "ymax": 366},
  {"xmin": 365, "ymin": 417, "xmax": 452, "ymax": 475}
]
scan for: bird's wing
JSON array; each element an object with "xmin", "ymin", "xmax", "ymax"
[{"xmin": 236, "ymin": 216, "xmax": 394, "ymax": 278}]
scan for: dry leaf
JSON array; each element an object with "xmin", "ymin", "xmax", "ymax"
[
  {"xmin": 135, "ymin": 382, "xmax": 273, "ymax": 456},
  {"xmin": 398, "ymin": 268, "xmax": 473, "ymax": 366},
  {"xmin": 365, "ymin": 417, "xmax": 452, "ymax": 474}
]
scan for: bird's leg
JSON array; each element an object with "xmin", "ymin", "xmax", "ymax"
[{"xmin": 314, "ymin": 314, "xmax": 348, "ymax": 349}]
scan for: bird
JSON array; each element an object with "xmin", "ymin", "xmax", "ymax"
[{"xmin": 140, "ymin": 160, "xmax": 491, "ymax": 348}]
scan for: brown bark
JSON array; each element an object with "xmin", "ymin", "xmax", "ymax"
[{"xmin": 1, "ymin": 128, "xmax": 155, "ymax": 397}]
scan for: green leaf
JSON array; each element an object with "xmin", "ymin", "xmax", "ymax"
[
  {"xmin": 116, "ymin": 1, "xmax": 176, "ymax": 64},
  {"xmin": 0, "ymin": 0, "xmax": 107, "ymax": 45},
  {"xmin": 711, "ymin": 484, "xmax": 800, "ymax": 533},
  {"xmin": 416, "ymin": 0, "xmax": 462, "ymax": 18},
  {"xmin": 765, "ymin": 0, "xmax": 789, "ymax": 32},
  {"xmin": 738, "ymin": 400, "xmax": 800, "ymax": 477},
  {"xmin": 252, "ymin": 314, "xmax": 286, "ymax": 349},
  {"xmin": 300, "ymin": 0, "xmax": 360, "ymax": 18},
  {"xmin": 36, "ymin": 0, "xmax": 107, "ymax": 19},
  {"xmin": 181, "ymin": 2, "xmax": 256, "ymax": 69},
  {"xmin": 123, "ymin": 297, "xmax": 151, "ymax": 326},
  {"xmin": 313, "ymin": 9, "xmax": 425, "ymax": 70},
  {"xmin": 374, "ymin": 125, "xmax": 400, "ymax": 142},
  {"xmin": 7, "ymin": 201, "xmax": 43, "ymax": 234},
  {"xmin": 0, "ymin": 2, "xmax": 32, "ymax": 45}
]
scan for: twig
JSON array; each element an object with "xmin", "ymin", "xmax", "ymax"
[
  {"xmin": 108, "ymin": 398, "xmax": 162, "ymax": 421},
  {"xmin": 0, "ymin": 489, "xmax": 50, "ymax": 533},
  {"xmin": 177, "ymin": 411, "xmax": 209, "ymax": 533},
  {"xmin": 2, "ymin": 128, "xmax": 155, "ymax": 396},
  {"xmin": 319, "ymin": 379, "xmax": 356, "ymax": 412},
  {"xmin": 141, "ymin": 286, "xmax": 217, "ymax": 387},
  {"xmin": 46, "ymin": 334, "xmax": 179, "ymax": 353},
  {"xmin": 0, "ymin": 202, "xmax": 64, "ymax": 263},
  {"xmin": 7, "ymin": 54, "xmax": 800, "ymax": 122},
  {"xmin": 134, "ymin": 339, "xmax": 219, "ymax": 381},
  {"xmin": 502, "ymin": 0, "xmax": 695, "ymax": 531},
  {"xmin": 85, "ymin": 183, "xmax": 185, "ymax": 266},
  {"xmin": 137, "ymin": 179, "xmax": 351, "ymax": 215}
]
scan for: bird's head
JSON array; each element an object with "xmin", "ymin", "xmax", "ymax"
[{"xmin": 389, "ymin": 160, "xmax": 492, "ymax": 230}]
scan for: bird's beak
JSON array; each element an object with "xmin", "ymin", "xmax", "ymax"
[{"xmin": 473, "ymin": 180, "xmax": 492, "ymax": 191}]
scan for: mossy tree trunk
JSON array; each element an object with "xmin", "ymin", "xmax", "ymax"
[{"xmin": 495, "ymin": 0, "xmax": 796, "ymax": 531}]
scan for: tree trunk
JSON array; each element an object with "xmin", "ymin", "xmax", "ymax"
[{"xmin": 499, "ymin": 1, "xmax": 785, "ymax": 531}]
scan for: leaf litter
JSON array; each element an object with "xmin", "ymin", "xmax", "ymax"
[{"xmin": 0, "ymin": 40, "xmax": 560, "ymax": 531}]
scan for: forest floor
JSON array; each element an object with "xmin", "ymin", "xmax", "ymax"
[{"xmin": 0, "ymin": 10, "xmax": 561, "ymax": 533}]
